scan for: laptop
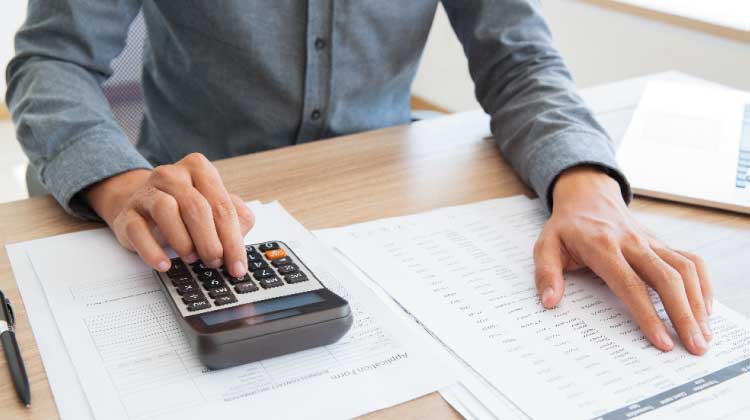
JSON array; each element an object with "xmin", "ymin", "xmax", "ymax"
[{"xmin": 616, "ymin": 81, "xmax": 750, "ymax": 214}]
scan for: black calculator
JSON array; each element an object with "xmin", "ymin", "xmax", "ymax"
[{"xmin": 155, "ymin": 241, "xmax": 353, "ymax": 369}]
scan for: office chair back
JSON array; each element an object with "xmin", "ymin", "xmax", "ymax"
[{"xmin": 26, "ymin": 11, "xmax": 147, "ymax": 196}]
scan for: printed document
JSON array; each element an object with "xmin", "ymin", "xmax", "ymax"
[
  {"xmin": 317, "ymin": 196, "xmax": 750, "ymax": 420},
  {"xmin": 11, "ymin": 202, "xmax": 452, "ymax": 420}
]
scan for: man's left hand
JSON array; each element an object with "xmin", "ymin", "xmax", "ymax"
[{"xmin": 534, "ymin": 166, "xmax": 713, "ymax": 355}]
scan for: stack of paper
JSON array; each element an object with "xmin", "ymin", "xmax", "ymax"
[
  {"xmin": 316, "ymin": 196, "xmax": 750, "ymax": 420},
  {"xmin": 7, "ymin": 201, "xmax": 455, "ymax": 420}
]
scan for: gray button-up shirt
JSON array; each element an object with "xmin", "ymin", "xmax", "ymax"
[{"xmin": 6, "ymin": 0, "xmax": 629, "ymax": 220}]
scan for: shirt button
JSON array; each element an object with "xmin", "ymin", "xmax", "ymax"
[
  {"xmin": 314, "ymin": 38, "xmax": 326, "ymax": 50},
  {"xmin": 311, "ymin": 109, "xmax": 322, "ymax": 121}
]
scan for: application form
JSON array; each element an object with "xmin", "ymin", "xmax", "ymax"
[
  {"xmin": 13, "ymin": 202, "xmax": 452, "ymax": 420},
  {"xmin": 317, "ymin": 197, "xmax": 750, "ymax": 420}
]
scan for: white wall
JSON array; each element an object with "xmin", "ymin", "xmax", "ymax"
[
  {"xmin": 1, "ymin": 2, "xmax": 27, "ymax": 100},
  {"xmin": 413, "ymin": 0, "xmax": 750, "ymax": 112}
]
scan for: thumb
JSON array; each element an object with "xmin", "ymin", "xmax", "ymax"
[{"xmin": 533, "ymin": 232, "xmax": 566, "ymax": 309}]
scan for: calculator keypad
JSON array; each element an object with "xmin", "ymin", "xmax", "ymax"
[
  {"xmin": 235, "ymin": 282, "xmax": 259, "ymax": 294},
  {"xmin": 284, "ymin": 272, "xmax": 308, "ymax": 284},
  {"xmin": 259, "ymin": 276, "xmax": 284, "ymax": 289},
  {"xmin": 159, "ymin": 241, "xmax": 324, "ymax": 316}
]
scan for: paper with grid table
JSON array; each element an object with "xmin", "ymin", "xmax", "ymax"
[{"xmin": 316, "ymin": 196, "xmax": 750, "ymax": 420}]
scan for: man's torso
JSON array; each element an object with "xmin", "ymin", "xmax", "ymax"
[{"xmin": 136, "ymin": 1, "xmax": 438, "ymax": 164}]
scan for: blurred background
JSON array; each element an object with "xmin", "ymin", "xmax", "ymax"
[{"xmin": 2, "ymin": 0, "xmax": 748, "ymax": 204}]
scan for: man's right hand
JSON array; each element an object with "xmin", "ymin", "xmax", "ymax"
[{"xmin": 84, "ymin": 153, "xmax": 255, "ymax": 277}]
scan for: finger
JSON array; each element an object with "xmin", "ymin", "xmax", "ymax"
[
  {"xmin": 533, "ymin": 232, "xmax": 565, "ymax": 308},
  {"xmin": 185, "ymin": 154, "xmax": 247, "ymax": 278},
  {"xmin": 676, "ymin": 250, "xmax": 714, "ymax": 316},
  {"xmin": 140, "ymin": 190, "xmax": 198, "ymax": 263},
  {"xmin": 123, "ymin": 211, "xmax": 171, "ymax": 272},
  {"xmin": 150, "ymin": 165, "xmax": 224, "ymax": 268},
  {"xmin": 623, "ymin": 244, "xmax": 708, "ymax": 355},
  {"xmin": 581, "ymin": 237, "xmax": 675, "ymax": 352},
  {"xmin": 652, "ymin": 247, "xmax": 711, "ymax": 341},
  {"xmin": 230, "ymin": 194, "xmax": 255, "ymax": 235}
]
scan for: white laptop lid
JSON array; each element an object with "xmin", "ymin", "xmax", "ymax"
[{"xmin": 616, "ymin": 81, "xmax": 749, "ymax": 207}]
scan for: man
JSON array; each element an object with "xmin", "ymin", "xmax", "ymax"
[{"xmin": 7, "ymin": 1, "xmax": 712, "ymax": 356}]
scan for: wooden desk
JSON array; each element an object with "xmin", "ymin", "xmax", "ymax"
[{"xmin": 0, "ymin": 110, "xmax": 747, "ymax": 419}]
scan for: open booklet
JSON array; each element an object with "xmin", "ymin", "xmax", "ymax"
[
  {"xmin": 7, "ymin": 201, "xmax": 455, "ymax": 420},
  {"xmin": 316, "ymin": 196, "xmax": 750, "ymax": 420}
]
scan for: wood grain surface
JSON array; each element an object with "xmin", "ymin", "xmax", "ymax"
[{"xmin": 0, "ymin": 110, "xmax": 747, "ymax": 419}]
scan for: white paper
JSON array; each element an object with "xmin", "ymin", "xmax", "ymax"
[
  {"xmin": 318, "ymin": 197, "xmax": 750, "ymax": 420},
  {"xmin": 6, "ymin": 244, "xmax": 95, "ymax": 420},
  {"xmin": 14, "ymin": 201, "xmax": 452, "ymax": 420},
  {"xmin": 325, "ymin": 240, "xmax": 525, "ymax": 420}
]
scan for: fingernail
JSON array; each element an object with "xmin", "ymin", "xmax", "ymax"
[
  {"xmin": 691, "ymin": 330, "xmax": 708, "ymax": 354},
  {"xmin": 232, "ymin": 261, "xmax": 246, "ymax": 277},
  {"xmin": 657, "ymin": 330, "xmax": 674, "ymax": 350},
  {"xmin": 157, "ymin": 260, "xmax": 170, "ymax": 272},
  {"xmin": 700, "ymin": 321, "xmax": 713, "ymax": 341},
  {"xmin": 542, "ymin": 287, "xmax": 555, "ymax": 306},
  {"xmin": 209, "ymin": 258, "xmax": 222, "ymax": 268},
  {"xmin": 183, "ymin": 252, "xmax": 198, "ymax": 263}
]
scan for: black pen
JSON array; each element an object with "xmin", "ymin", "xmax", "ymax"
[{"xmin": 0, "ymin": 290, "xmax": 30, "ymax": 407}]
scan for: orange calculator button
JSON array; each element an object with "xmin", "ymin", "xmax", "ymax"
[{"xmin": 265, "ymin": 249, "xmax": 286, "ymax": 260}]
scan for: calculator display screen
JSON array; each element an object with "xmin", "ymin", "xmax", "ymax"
[{"xmin": 200, "ymin": 292, "xmax": 326, "ymax": 326}]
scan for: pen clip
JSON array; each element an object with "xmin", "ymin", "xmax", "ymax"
[{"xmin": 4, "ymin": 298, "xmax": 14, "ymax": 328}]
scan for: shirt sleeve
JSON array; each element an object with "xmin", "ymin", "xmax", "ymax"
[
  {"xmin": 440, "ymin": 0, "xmax": 632, "ymax": 210},
  {"xmin": 5, "ymin": 0, "xmax": 152, "ymax": 220}
]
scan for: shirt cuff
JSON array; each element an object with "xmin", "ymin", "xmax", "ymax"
[
  {"xmin": 39, "ymin": 132, "xmax": 153, "ymax": 221},
  {"xmin": 525, "ymin": 130, "xmax": 633, "ymax": 212}
]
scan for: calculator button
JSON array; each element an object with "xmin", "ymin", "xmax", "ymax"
[
  {"xmin": 182, "ymin": 292, "xmax": 205, "ymax": 303},
  {"xmin": 284, "ymin": 272, "xmax": 308, "ymax": 284},
  {"xmin": 235, "ymin": 282, "xmax": 259, "ymax": 294},
  {"xmin": 176, "ymin": 283, "xmax": 199, "ymax": 295},
  {"xmin": 203, "ymin": 278, "xmax": 224, "ymax": 289},
  {"xmin": 170, "ymin": 275, "xmax": 194, "ymax": 286},
  {"xmin": 214, "ymin": 294, "xmax": 238, "ymax": 306},
  {"xmin": 186, "ymin": 300, "xmax": 211, "ymax": 311},
  {"xmin": 196, "ymin": 269, "xmax": 221, "ymax": 282},
  {"xmin": 228, "ymin": 274, "xmax": 252, "ymax": 285},
  {"xmin": 259, "ymin": 276, "xmax": 284, "ymax": 289},
  {"xmin": 247, "ymin": 253, "xmax": 263, "ymax": 263},
  {"xmin": 265, "ymin": 249, "xmax": 286, "ymax": 260},
  {"xmin": 258, "ymin": 242, "xmax": 280, "ymax": 252},
  {"xmin": 277, "ymin": 263, "xmax": 299, "ymax": 275},
  {"xmin": 166, "ymin": 259, "xmax": 190, "ymax": 277},
  {"xmin": 208, "ymin": 287, "xmax": 231, "ymax": 298},
  {"xmin": 190, "ymin": 261, "xmax": 213, "ymax": 271},
  {"xmin": 253, "ymin": 268, "xmax": 276, "ymax": 280},
  {"xmin": 248, "ymin": 261, "xmax": 270, "ymax": 271},
  {"xmin": 271, "ymin": 257, "xmax": 294, "ymax": 267}
]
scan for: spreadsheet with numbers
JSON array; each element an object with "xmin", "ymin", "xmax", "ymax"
[{"xmin": 318, "ymin": 196, "xmax": 750, "ymax": 420}]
